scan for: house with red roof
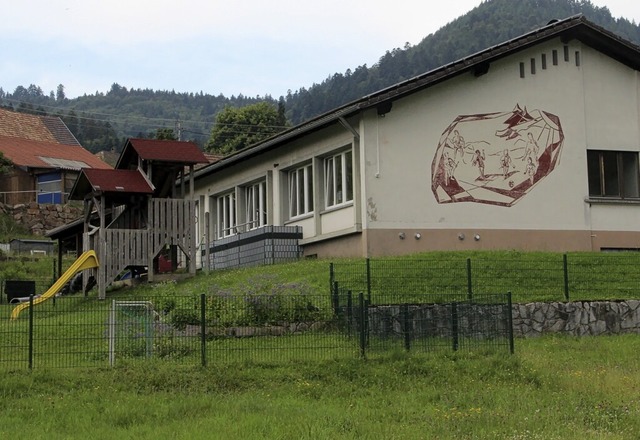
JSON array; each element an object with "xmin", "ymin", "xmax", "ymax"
[{"xmin": 0, "ymin": 108, "xmax": 110, "ymax": 205}]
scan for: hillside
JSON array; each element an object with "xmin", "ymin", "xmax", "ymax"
[{"xmin": 1, "ymin": 0, "xmax": 638, "ymax": 152}]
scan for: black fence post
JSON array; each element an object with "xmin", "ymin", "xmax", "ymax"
[
  {"xmin": 332, "ymin": 281, "xmax": 340, "ymax": 315},
  {"xmin": 28, "ymin": 294, "xmax": 34, "ymax": 370},
  {"xmin": 466, "ymin": 258, "xmax": 473, "ymax": 299},
  {"xmin": 359, "ymin": 292, "xmax": 367, "ymax": 359},
  {"xmin": 329, "ymin": 262, "xmax": 334, "ymax": 293},
  {"xmin": 507, "ymin": 291, "xmax": 514, "ymax": 355},
  {"xmin": 451, "ymin": 302, "xmax": 459, "ymax": 352},
  {"xmin": 401, "ymin": 303, "xmax": 411, "ymax": 351},
  {"xmin": 200, "ymin": 293, "xmax": 207, "ymax": 367},
  {"xmin": 346, "ymin": 291, "xmax": 353, "ymax": 336},
  {"xmin": 366, "ymin": 258, "xmax": 371, "ymax": 302},
  {"xmin": 563, "ymin": 253, "xmax": 570, "ymax": 301}
]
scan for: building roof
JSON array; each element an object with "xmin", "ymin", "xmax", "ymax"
[
  {"xmin": 193, "ymin": 15, "xmax": 640, "ymax": 180},
  {"xmin": 116, "ymin": 138, "xmax": 209, "ymax": 169},
  {"xmin": 0, "ymin": 135, "xmax": 112, "ymax": 171},
  {"xmin": 0, "ymin": 108, "xmax": 80, "ymax": 146},
  {"xmin": 70, "ymin": 169, "xmax": 154, "ymax": 200}
]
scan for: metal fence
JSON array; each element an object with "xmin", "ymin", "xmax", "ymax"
[
  {"xmin": 0, "ymin": 291, "xmax": 512, "ymax": 370},
  {"xmin": 329, "ymin": 253, "xmax": 640, "ymax": 303}
]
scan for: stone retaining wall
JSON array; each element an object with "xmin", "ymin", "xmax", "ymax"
[
  {"xmin": 364, "ymin": 300, "xmax": 640, "ymax": 340},
  {"xmin": 1, "ymin": 202, "xmax": 82, "ymax": 236},
  {"xmin": 512, "ymin": 300, "xmax": 640, "ymax": 337}
]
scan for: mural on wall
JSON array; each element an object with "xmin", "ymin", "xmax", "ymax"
[{"xmin": 431, "ymin": 104, "xmax": 564, "ymax": 207}]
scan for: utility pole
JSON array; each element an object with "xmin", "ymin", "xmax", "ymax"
[{"xmin": 175, "ymin": 120, "xmax": 182, "ymax": 141}]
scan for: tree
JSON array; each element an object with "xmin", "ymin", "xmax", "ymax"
[
  {"xmin": 56, "ymin": 84, "xmax": 66, "ymax": 102},
  {"xmin": 155, "ymin": 128, "xmax": 177, "ymax": 140},
  {"xmin": 0, "ymin": 151, "xmax": 13, "ymax": 175},
  {"xmin": 206, "ymin": 102, "xmax": 288, "ymax": 155}
]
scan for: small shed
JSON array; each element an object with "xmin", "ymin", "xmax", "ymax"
[{"xmin": 9, "ymin": 238, "xmax": 55, "ymax": 255}]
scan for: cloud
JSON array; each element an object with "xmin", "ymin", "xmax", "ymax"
[{"xmin": 3, "ymin": 1, "xmax": 639, "ymax": 99}]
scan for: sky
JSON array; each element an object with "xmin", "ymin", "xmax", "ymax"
[{"xmin": 2, "ymin": 0, "xmax": 639, "ymax": 100}]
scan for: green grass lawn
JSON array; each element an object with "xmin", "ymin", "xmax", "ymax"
[
  {"xmin": 0, "ymin": 252, "xmax": 639, "ymax": 438},
  {"xmin": 0, "ymin": 334, "xmax": 638, "ymax": 439}
]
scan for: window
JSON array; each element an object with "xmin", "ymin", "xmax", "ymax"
[
  {"xmin": 541, "ymin": 53, "xmax": 547, "ymax": 70},
  {"xmin": 289, "ymin": 164, "xmax": 313, "ymax": 218},
  {"xmin": 216, "ymin": 191, "xmax": 236, "ymax": 238},
  {"xmin": 325, "ymin": 150, "xmax": 353, "ymax": 208},
  {"xmin": 37, "ymin": 172, "xmax": 62, "ymax": 204},
  {"xmin": 587, "ymin": 150, "xmax": 640, "ymax": 199},
  {"xmin": 246, "ymin": 180, "xmax": 267, "ymax": 230}
]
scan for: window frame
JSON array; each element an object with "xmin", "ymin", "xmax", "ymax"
[
  {"xmin": 587, "ymin": 150, "xmax": 640, "ymax": 199},
  {"xmin": 245, "ymin": 180, "xmax": 267, "ymax": 230},
  {"xmin": 37, "ymin": 172, "xmax": 62, "ymax": 204},
  {"xmin": 216, "ymin": 190, "xmax": 237, "ymax": 238},
  {"xmin": 324, "ymin": 149, "xmax": 353, "ymax": 209},
  {"xmin": 288, "ymin": 163, "xmax": 314, "ymax": 219}
]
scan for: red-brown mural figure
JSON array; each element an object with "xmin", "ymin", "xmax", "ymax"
[{"xmin": 431, "ymin": 104, "xmax": 564, "ymax": 207}]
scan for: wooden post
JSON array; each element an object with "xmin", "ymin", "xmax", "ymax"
[
  {"xmin": 204, "ymin": 212, "xmax": 210, "ymax": 273},
  {"xmin": 98, "ymin": 194, "xmax": 106, "ymax": 299},
  {"xmin": 147, "ymin": 197, "xmax": 155, "ymax": 283}
]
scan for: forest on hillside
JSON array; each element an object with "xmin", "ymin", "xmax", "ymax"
[{"xmin": 1, "ymin": 0, "xmax": 638, "ymax": 153}]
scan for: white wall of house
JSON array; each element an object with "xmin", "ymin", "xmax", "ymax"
[
  {"xmin": 357, "ymin": 37, "xmax": 640, "ymax": 252},
  {"xmin": 193, "ymin": 124, "xmax": 360, "ymax": 248},
  {"xmin": 194, "ymin": 35, "xmax": 640, "ymax": 256}
]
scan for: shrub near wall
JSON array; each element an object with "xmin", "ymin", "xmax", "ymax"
[{"xmin": 512, "ymin": 300, "xmax": 640, "ymax": 337}]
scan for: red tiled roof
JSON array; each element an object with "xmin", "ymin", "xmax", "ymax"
[
  {"xmin": 78, "ymin": 169, "xmax": 154, "ymax": 194},
  {"xmin": 0, "ymin": 135, "xmax": 111, "ymax": 170},
  {"xmin": 119, "ymin": 138, "xmax": 208, "ymax": 166},
  {"xmin": 0, "ymin": 108, "xmax": 80, "ymax": 145}
]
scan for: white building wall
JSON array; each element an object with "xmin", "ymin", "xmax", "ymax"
[
  {"xmin": 359, "ymin": 38, "xmax": 640, "ymax": 239},
  {"xmin": 192, "ymin": 124, "xmax": 357, "ymax": 243},
  {"xmin": 193, "ymin": 35, "xmax": 640, "ymax": 256}
]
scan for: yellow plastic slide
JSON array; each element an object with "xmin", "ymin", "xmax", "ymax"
[{"xmin": 11, "ymin": 250, "xmax": 100, "ymax": 320}]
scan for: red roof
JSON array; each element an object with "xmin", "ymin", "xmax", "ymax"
[
  {"xmin": 76, "ymin": 169, "xmax": 154, "ymax": 195},
  {"xmin": 0, "ymin": 108, "xmax": 80, "ymax": 145},
  {"xmin": 0, "ymin": 135, "xmax": 111, "ymax": 170},
  {"xmin": 118, "ymin": 138, "xmax": 208, "ymax": 167}
]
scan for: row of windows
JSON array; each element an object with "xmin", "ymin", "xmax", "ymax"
[
  {"xmin": 213, "ymin": 148, "xmax": 637, "ymax": 238},
  {"xmin": 215, "ymin": 149, "xmax": 354, "ymax": 238}
]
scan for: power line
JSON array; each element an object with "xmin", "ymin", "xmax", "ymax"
[{"xmin": 0, "ymin": 96, "xmax": 289, "ymax": 133}]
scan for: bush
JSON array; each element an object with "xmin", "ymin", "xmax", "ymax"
[
  {"xmin": 162, "ymin": 275, "xmax": 326, "ymax": 329},
  {"xmin": 243, "ymin": 275, "xmax": 321, "ymax": 325}
]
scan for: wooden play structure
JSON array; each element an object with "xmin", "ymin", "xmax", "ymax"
[{"xmin": 48, "ymin": 138, "xmax": 208, "ymax": 299}]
